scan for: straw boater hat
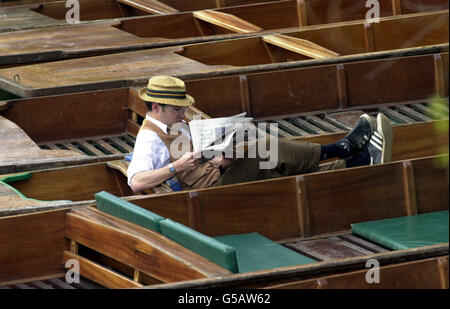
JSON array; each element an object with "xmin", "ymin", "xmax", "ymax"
[{"xmin": 139, "ymin": 75, "xmax": 195, "ymax": 107}]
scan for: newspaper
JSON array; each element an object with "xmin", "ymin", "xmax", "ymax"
[{"xmin": 189, "ymin": 113, "xmax": 255, "ymax": 156}]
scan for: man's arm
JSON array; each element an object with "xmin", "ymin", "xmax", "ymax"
[{"xmin": 130, "ymin": 152, "xmax": 202, "ymax": 192}]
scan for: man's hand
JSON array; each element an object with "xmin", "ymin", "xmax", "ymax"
[{"xmin": 173, "ymin": 151, "xmax": 202, "ymax": 172}]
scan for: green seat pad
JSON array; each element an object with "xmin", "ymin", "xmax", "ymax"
[
  {"xmin": 0, "ymin": 172, "xmax": 32, "ymax": 183},
  {"xmin": 95, "ymin": 191, "xmax": 164, "ymax": 233},
  {"xmin": 214, "ymin": 232, "xmax": 316, "ymax": 273},
  {"xmin": 159, "ymin": 219, "xmax": 238, "ymax": 273},
  {"xmin": 351, "ymin": 210, "xmax": 449, "ymax": 250}
]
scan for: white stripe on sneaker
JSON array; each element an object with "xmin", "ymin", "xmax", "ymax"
[
  {"xmin": 370, "ymin": 138, "xmax": 383, "ymax": 151},
  {"xmin": 372, "ymin": 132, "xmax": 383, "ymax": 145}
]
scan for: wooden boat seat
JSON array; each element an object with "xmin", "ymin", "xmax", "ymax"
[
  {"xmin": 214, "ymin": 232, "xmax": 316, "ymax": 273},
  {"xmin": 0, "ymin": 172, "xmax": 71, "ymax": 209},
  {"xmin": 262, "ymin": 34, "xmax": 340, "ymax": 59},
  {"xmin": 95, "ymin": 190, "xmax": 315, "ymax": 273},
  {"xmin": 160, "ymin": 219, "xmax": 315, "ymax": 273},
  {"xmin": 0, "ymin": 115, "xmax": 85, "ymax": 165},
  {"xmin": 351, "ymin": 210, "xmax": 449, "ymax": 250},
  {"xmin": 95, "ymin": 190, "xmax": 164, "ymax": 232},
  {"xmin": 116, "ymin": 0, "xmax": 178, "ymax": 14},
  {"xmin": 193, "ymin": 9, "xmax": 263, "ymax": 33}
]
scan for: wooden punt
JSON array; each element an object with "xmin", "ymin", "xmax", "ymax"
[
  {"xmin": 0, "ymin": 117, "xmax": 447, "ymax": 216},
  {"xmin": 0, "ymin": 0, "xmax": 287, "ymax": 32},
  {"xmin": 0, "ymin": 154, "xmax": 447, "ymax": 288},
  {"xmin": 0, "ymin": 10, "xmax": 447, "ymax": 98},
  {"xmin": 1, "ymin": 51, "xmax": 447, "ymax": 174},
  {"xmin": 2, "ymin": 0, "xmax": 448, "ymax": 67}
]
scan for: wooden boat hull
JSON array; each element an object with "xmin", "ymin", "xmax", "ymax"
[
  {"xmin": 0, "ymin": 154, "xmax": 447, "ymax": 288},
  {"xmin": 2, "ymin": 0, "xmax": 448, "ymax": 66},
  {"xmin": 0, "ymin": 0, "xmax": 289, "ymax": 32},
  {"xmin": 0, "ymin": 10, "xmax": 447, "ymax": 98},
  {"xmin": 0, "ymin": 51, "xmax": 447, "ymax": 173}
]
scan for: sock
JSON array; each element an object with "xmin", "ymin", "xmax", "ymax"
[
  {"xmin": 345, "ymin": 146, "xmax": 370, "ymax": 167},
  {"xmin": 320, "ymin": 140, "xmax": 352, "ymax": 161}
]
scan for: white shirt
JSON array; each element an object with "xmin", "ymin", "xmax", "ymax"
[{"xmin": 127, "ymin": 114, "xmax": 190, "ymax": 187}]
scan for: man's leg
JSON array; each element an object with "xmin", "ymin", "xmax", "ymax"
[{"xmin": 216, "ymin": 113, "xmax": 391, "ymax": 186}]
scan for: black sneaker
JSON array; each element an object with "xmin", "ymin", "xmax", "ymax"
[
  {"xmin": 337, "ymin": 114, "xmax": 376, "ymax": 157},
  {"xmin": 368, "ymin": 113, "xmax": 393, "ymax": 164}
]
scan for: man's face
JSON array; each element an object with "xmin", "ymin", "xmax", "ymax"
[{"xmin": 154, "ymin": 103, "xmax": 187, "ymax": 127}]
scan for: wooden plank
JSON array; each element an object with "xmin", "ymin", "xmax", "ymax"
[
  {"xmin": 11, "ymin": 162, "xmax": 130, "ymax": 202},
  {"xmin": 363, "ymin": 23, "xmax": 376, "ymax": 52},
  {"xmin": 269, "ymin": 256, "xmax": 446, "ymax": 289},
  {"xmin": 273, "ymin": 124, "xmax": 294, "ymax": 137},
  {"xmin": 62, "ymin": 143, "xmax": 86, "ymax": 155},
  {"xmin": 66, "ymin": 208, "xmax": 231, "ymax": 282},
  {"xmin": 0, "ymin": 209, "xmax": 69, "ymax": 283},
  {"xmin": 0, "ymin": 12, "xmax": 447, "ymax": 98},
  {"xmin": 304, "ymin": 115, "xmax": 345, "ymax": 133},
  {"xmin": 263, "ymin": 34, "xmax": 340, "ymax": 59},
  {"xmin": 291, "ymin": 117, "xmax": 326, "ymax": 134},
  {"xmin": 336, "ymin": 64, "xmax": 349, "ymax": 109},
  {"xmin": 377, "ymin": 106, "xmax": 414, "ymax": 123},
  {"xmin": 0, "ymin": 273, "xmax": 64, "ymax": 287},
  {"xmin": 31, "ymin": 280, "xmax": 55, "ymax": 289},
  {"xmin": 197, "ymin": 177, "xmax": 302, "ymax": 240},
  {"xmin": 117, "ymin": 0, "xmax": 178, "ymax": 14},
  {"xmin": 394, "ymin": 104, "xmax": 434, "ymax": 122},
  {"xmin": 43, "ymin": 143, "xmax": 60, "ymax": 150},
  {"xmin": 411, "ymin": 153, "xmax": 449, "ymax": 214},
  {"xmin": 392, "ymin": 0, "xmax": 402, "ymax": 15},
  {"xmin": 410, "ymin": 103, "xmax": 446, "ymax": 120},
  {"xmin": 304, "ymin": 162, "xmax": 408, "ymax": 236},
  {"xmin": 275, "ymin": 118, "xmax": 311, "ymax": 136},
  {"xmin": 94, "ymin": 139, "xmax": 123, "ymax": 155},
  {"xmin": 296, "ymin": 0, "xmax": 307, "ymax": 27},
  {"xmin": 187, "ymin": 191, "xmax": 202, "ymax": 231},
  {"xmin": 339, "ymin": 234, "xmax": 389, "ymax": 253},
  {"xmin": 0, "ymin": 116, "xmax": 85, "ymax": 165},
  {"xmin": 437, "ymin": 256, "xmax": 449, "ymax": 289},
  {"xmin": 285, "ymin": 237, "xmax": 373, "ymax": 261},
  {"xmin": 239, "ymin": 75, "xmax": 251, "ymax": 116},
  {"xmin": 434, "ymin": 50, "xmax": 446, "ymax": 97},
  {"xmin": 78, "ymin": 141, "xmax": 106, "ymax": 157},
  {"xmin": 193, "ymin": 10, "xmax": 262, "ymax": 33},
  {"xmin": 109, "ymin": 137, "xmax": 134, "ymax": 153},
  {"xmin": 63, "ymin": 250, "xmax": 141, "ymax": 289},
  {"xmin": 47, "ymin": 278, "xmax": 76, "ymax": 289},
  {"xmin": 295, "ymin": 176, "xmax": 310, "ymax": 238},
  {"xmin": 402, "ymin": 161, "xmax": 418, "ymax": 216}
]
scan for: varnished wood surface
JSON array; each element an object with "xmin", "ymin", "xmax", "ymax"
[
  {"xmin": 117, "ymin": 0, "xmax": 178, "ymax": 14},
  {"xmin": 267, "ymin": 256, "xmax": 449, "ymax": 289},
  {"xmin": 146, "ymin": 244, "xmax": 448, "ymax": 288},
  {"xmin": 262, "ymin": 34, "xmax": 339, "ymax": 59},
  {"xmin": 0, "ymin": 0, "xmax": 288, "ymax": 32},
  {"xmin": 9, "ymin": 162, "xmax": 133, "ymax": 202},
  {"xmin": 0, "ymin": 10, "xmax": 447, "ymax": 97},
  {"xmin": 0, "ymin": 119, "xmax": 447, "ymax": 215},
  {"xmin": 0, "ymin": 208, "xmax": 69, "ymax": 283},
  {"xmin": 128, "ymin": 154, "xmax": 448, "ymax": 241},
  {"xmin": 0, "ymin": 115, "xmax": 84, "ymax": 165},
  {"xmin": 65, "ymin": 207, "xmax": 232, "ymax": 283},
  {"xmin": 193, "ymin": 9, "xmax": 263, "ymax": 33}
]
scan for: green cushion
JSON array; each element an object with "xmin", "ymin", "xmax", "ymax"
[
  {"xmin": 214, "ymin": 233, "xmax": 316, "ymax": 273},
  {"xmin": 159, "ymin": 219, "xmax": 239, "ymax": 273},
  {"xmin": 0, "ymin": 172, "xmax": 32, "ymax": 183},
  {"xmin": 95, "ymin": 191, "xmax": 164, "ymax": 233},
  {"xmin": 351, "ymin": 210, "xmax": 449, "ymax": 250}
]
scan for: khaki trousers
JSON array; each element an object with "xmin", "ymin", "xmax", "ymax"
[{"xmin": 216, "ymin": 138, "xmax": 345, "ymax": 186}]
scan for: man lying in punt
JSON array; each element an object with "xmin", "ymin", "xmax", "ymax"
[{"xmin": 127, "ymin": 75, "xmax": 392, "ymax": 192}]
